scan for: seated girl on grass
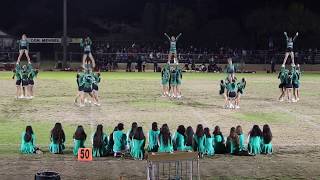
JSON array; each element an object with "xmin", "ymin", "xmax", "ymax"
[
  {"xmin": 49, "ymin": 123, "xmax": 65, "ymax": 154},
  {"xmin": 73, "ymin": 125, "xmax": 87, "ymax": 156}
]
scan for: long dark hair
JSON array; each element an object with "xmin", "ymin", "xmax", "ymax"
[
  {"xmin": 250, "ymin": 125, "xmax": 262, "ymax": 137},
  {"xmin": 262, "ymin": 124, "xmax": 272, "ymax": 144},
  {"xmin": 186, "ymin": 126, "xmax": 194, "ymax": 146},
  {"xmin": 117, "ymin": 123, "xmax": 124, "ymax": 131},
  {"xmin": 204, "ymin": 127, "xmax": 211, "ymax": 138},
  {"xmin": 24, "ymin": 126, "xmax": 34, "ymax": 142},
  {"xmin": 177, "ymin": 125, "xmax": 186, "ymax": 138},
  {"xmin": 195, "ymin": 124, "xmax": 204, "ymax": 137},
  {"xmin": 51, "ymin": 123, "xmax": 65, "ymax": 144},
  {"xmin": 236, "ymin": 125, "xmax": 243, "ymax": 135},
  {"xmin": 93, "ymin": 124, "xmax": 104, "ymax": 148},
  {"xmin": 73, "ymin": 125, "xmax": 87, "ymax": 140},
  {"xmin": 133, "ymin": 127, "xmax": 145, "ymax": 140},
  {"xmin": 160, "ymin": 124, "xmax": 171, "ymax": 146},
  {"xmin": 213, "ymin": 126, "xmax": 222, "ymax": 136},
  {"xmin": 152, "ymin": 122, "xmax": 158, "ymax": 131},
  {"xmin": 129, "ymin": 122, "xmax": 138, "ymax": 140},
  {"xmin": 228, "ymin": 127, "xmax": 239, "ymax": 146}
]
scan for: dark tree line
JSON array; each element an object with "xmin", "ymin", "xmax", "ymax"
[{"xmin": 1, "ymin": 0, "xmax": 320, "ymax": 48}]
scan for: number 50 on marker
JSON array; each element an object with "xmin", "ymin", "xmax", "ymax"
[{"xmin": 78, "ymin": 148, "xmax": 92, "ymax": 161}]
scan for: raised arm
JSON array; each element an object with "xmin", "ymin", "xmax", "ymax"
[
  {"xmin": 284, "ymin": 32, "xmax": 288, "ymax": 40},
  {"xmin": 164, "ymin": 33, "xmax": 170, "ymax": 41},
  {"xmin": 176, "ymin": 33, "xmax": 182, "ymax": 41},
  {"xmin": 293, "ymin": 32, "xmax": 299, "ymax": 42}
]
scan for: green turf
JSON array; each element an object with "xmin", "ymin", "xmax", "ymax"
[{"xmin": 231, "ymin": 112, "xmax": 295, "ymax": 123}]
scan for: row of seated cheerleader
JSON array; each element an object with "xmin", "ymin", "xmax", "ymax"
[{"xmin": 20, "ymin": 122, "xmax": 273, "ymax": 160}]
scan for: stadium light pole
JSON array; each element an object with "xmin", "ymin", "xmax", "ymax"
[{"xmin": 62, "ymin": 0, "xmax": 68, "ymax": 68}]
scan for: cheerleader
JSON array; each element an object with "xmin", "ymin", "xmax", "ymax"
[
  {"xmin": 81, "ymin": 36, "xmax": 96, "ymax": 71},
  {"xmin": 16, "ymin": 34, "xmax": 31, "ymax": 64},
  {"xmin": 164, "ymin": 32, "xmax": 182, "ymax": 64},
  {"xmin": 283, "ymin": 32, "xmax": 298, "ymax": 66}
]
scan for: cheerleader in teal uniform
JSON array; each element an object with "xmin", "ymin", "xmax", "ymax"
[
  {"xmin": 235, "ymin": 78, "xmax": 246, "ymax": 109},
  {"xmin": 27, "ymin": 63, "xmax": 38, "ymax": 99},
  {"xmin": 226, "ymin": 127, "xmax": 240, "ymax": 154},
  {"xmin": 219, "ymin": 80, "xmax": 228, "ymax": 108},
  {"xmin": 164, "ymin": 32, "xmax": 182, "ymax": 64},
  {"xmin": 147, "ymin": 122, "xmax": 160, "ymax": 152},
  {"xmin": 173, "ymin": 125, "xmax": 186, "ymax": 151},
  {"xmin": 81, "ymin": 36, "xmax": 96, "ymax": 71},
  {"xmin": 113, "ymin": 123, "xmax": 127, "ymax": 156},
  {"xmin": 278, "ymin": 65, "xmax": 288, "ymax": 102},
  {"xmin": 92, "ymin": 125, "xmax": 108, "ymax": 157},
  {"xmin": 16, "ymin": 34, "xmax": 31, "ymax": 64},
  {"xmin": 49, "ymin": 123, "xmax": 66, "ymax": 154},
  {"xmin": 193, "ymin": 124, "xmax": 206, "ymax": 157},
  {"xmin": 161, "ymin": 64, "xmax": 170, "ymax": 97},
  {"xmin": 213, "ymin": 126, "xmax": 226, "ymax": 154},
  {"xmin": 20, "ymin": 126, "xmax": 37, "ymax": 154},
  {"xmin": 292, "ymin": 64, "xmax": 301, "ymax": 102},
  {"xmin": 283, "ymin": 32, "xmax": 298, "ymax": 66},
  {"xmin": 73, "ymin": 125, "xmax": 87, "ymax": 156},
  {"xmin": 127, "ymin": 122, "xmax": 138, "ymax": 151},
  {"xmin": 262, "ymin": 124, "xmax": 273, "ymax": 154},
  {"xmin": 175, "ymin": 65, "xmax": 183, "ymax": 98},
  {"xmin": 236, "ymin": 125, "xmax": 245, "ymax": 151},
  {"xmin": 130, "ymin": 127, "xmax": 146, "ymax": 160},
  {"xmin": 158, "ymin": 124, "xmax": 173, "ymax": 153},
  {"xmin": 248, "ymin": 125, "xmax": 263, "ymax": 155},
  {"xmin": 204, "ymin": 128, "xmax": 214, "ymax": 156},
  {"xmin": 185, "ymin": 126, "xmax": 194, "ymax": 151},
  {"xmin": 106, "ymin": 126, "xmax": 118, "ymax": 155},
  {"xmin": 13, "ymin": 63, "xmax": 23, "ymax": 99}
]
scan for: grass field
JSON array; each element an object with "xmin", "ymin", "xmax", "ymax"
[{"xmin": 0, "ymin": 71, "xmax": 320, "ymax": 179}]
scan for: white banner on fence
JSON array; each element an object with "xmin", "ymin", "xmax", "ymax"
[
  {"xmin": 27, "ymin": 38, "xmax": 61, "ymax": 44},
  {"xmin": 27, "ymin": 38, "xmax": 82, "ymax": 44}
]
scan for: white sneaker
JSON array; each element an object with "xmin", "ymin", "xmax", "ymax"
[
  {"xmin": 177, "ymin": 95, "xmax": 182, "ymax": 99},
  {"xmin": 235, "ymin": 105, "xmax": 240, "ymax": 109},
  {"xmin": 94, "ymin": 102, "xmax": 101, "ymax": 106},
  {"xmin": 19, "ymin": 96, "xmax": 24, "ymax": 99},
  {"xmin": 30, "ymin": 96, "xmax": 34, "ymax": 99},
  {"xmin": 79, "ymin": 104, "xmax": 85, "ymax": 107},
  {"xmin": 279, "ymin": 98, "xmax": 284, "ymax": 102},
  {"xmin": 292, "ymin": 99, "xmax": 297, "ymax": 103},
  {"xmin": 296, "ymin": 98, "xmax": 300, "ymax": 101},
  {"xmin": 223, "ymin": 105, "xmax": 228, "ymax": 109},
  {"xmin": 229, "ymin": 104, "xmax": 234, "ymax": 109}
]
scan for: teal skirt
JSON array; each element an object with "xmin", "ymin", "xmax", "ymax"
[{"xmin": 262, "ymin": 143, "xmax": 273, "ymax": 154}]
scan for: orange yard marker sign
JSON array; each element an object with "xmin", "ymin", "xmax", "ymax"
[{"xmin": 78, "ymin": 148, "xmax": 92, "ymax": 161}]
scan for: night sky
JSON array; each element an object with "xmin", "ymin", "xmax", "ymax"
[{"xmin": 1, "ymin": 0, "xmax": 320, "ymax": 47}]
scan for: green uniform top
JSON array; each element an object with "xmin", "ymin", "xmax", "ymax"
[
  {"xmin": 20, "ymin": 132, "xmax": 36, "ymax": 154},
  {"xmin": 292, "ymin": 67, "xmax": 300, "ymax": 85},
  {"xmin": 204, "ymin": 135, "xmax": 214, "ymax": 156},
  {"xmin": 17, "ymin": 39, "xmax": 29, "ymax": 50},
  {"xmin": 213, "ymin": 134, "xmax": 226, "ymax": 153},
  {"xmin": 226, "ymin": 137, "xmax": 239, "ymax": 154},
  {"xmin": 248, "ymin": 136, "xmax": 262, "ymax": 155},
  {"xmin": 193, "ymin": 135, "xmax": 206, "ymax": 153},
  {"xmin": 226, "ymin": 82, "xmax": 238, "ymax": 93},
  {"xmin": 79, "ymin": 73, "xmax": 95, "ymax": 89},
  {"xmin": 219, "ymin": 81, "xmax": 226, "ymax": 94},
  {"xmin": 278, "ymin": 67, "xmax": 288, "ymax": 84},
  {"xmin": 158, "ymin": 134, "xmax": 173, "ymax": 153},
  {"xmin": 112, "ymin": 130, "xmax": 127, "ymax": 152},
  {"xmin": 49, "ymin": 135, "xmax": 65, "ymax": 154},
  {"xmin": 176, "ymin": 66, "xmax": 182, "ymax": 81},
  {"xmin": 284, "ymin": 32, "xmax": 298, "ymax": 49},
  {"xmin": 237, "ymin": 81, "xmax": 246, "ymax": 94},
  {"xmin": 173, "ymin": 132, "xmax": 186, "ymax": 151},
  {"xmin": 73, "ymin": 139, "xmax": 86, "ymax": 156},
  {"xmin": 28, "ymin": 64, "xmax": 38, "ymax": 80},
  {"xmin": 93, "ymin": 73, "xmax": 101, "ymax": 84},
  {"xmin": 161, "ymin": 67, "xmax": 170, "ymax": 80},
  {"xmin": 92, "ymin": 133, "xmax": 108, "ymax": 157},
  {"xmin": 130, "ymin": 138, "xmax": 145, "ymax": 160},
  {"xmin": 14, "ymin": 64, "xmax": 22, "ymax": 80},
  {"xmin": 147, "ymin": 130, "xmax": 160, "ymax": 152},
  {"xmin": 170, "ymin": 69, "xmax": 177, "ymax": 84},
  {"xmin": 165, "ymin": 34, "xmax": 181, "ymax": 52},
  {"xmin": 80, "ymin": 38, "xmax": 92, "ymax": 52},
  {"xmin": 238, "ymin": 133, "xmax": 245, "ymax": 151},
  {"xmin": 20, "ymin": 67, "xmax": 30, "ymax": 81}
]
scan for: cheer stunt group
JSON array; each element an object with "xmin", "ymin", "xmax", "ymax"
[{"xmin": 13, "ymin": 31, "xmax": 302, "ymax": 107}]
